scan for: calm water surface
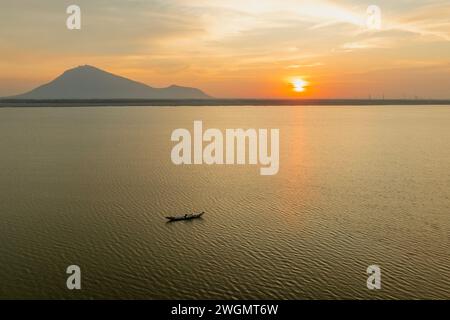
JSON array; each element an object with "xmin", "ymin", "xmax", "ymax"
[{"xmin": 0, "ymin": 106, "xmax": 449, "ymax": 299}]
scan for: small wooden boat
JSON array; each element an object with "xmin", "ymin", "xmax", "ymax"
[{"xmin": 165, "ymin": 212, "xmax": 205, "ymax": 222}]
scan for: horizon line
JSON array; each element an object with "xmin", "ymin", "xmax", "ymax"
[{"xmin": 1, "ymin": 98, "xmax": 450, "ymax": 107}]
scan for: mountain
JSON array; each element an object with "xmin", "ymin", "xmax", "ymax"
[{"xmin": 9, "ymin": 65, "xmax": 210, "ymax": 99}]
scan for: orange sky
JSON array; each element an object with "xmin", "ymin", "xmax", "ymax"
[{"xmin": 1, "ymin": 0, "xmax": 449, "ymax": 98}]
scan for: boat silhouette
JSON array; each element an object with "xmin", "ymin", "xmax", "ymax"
[{"xmin": 165, "ymin": 212, "xmax": 205, "ymax": 222}]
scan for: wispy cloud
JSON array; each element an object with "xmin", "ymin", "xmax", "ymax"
[{"xmin": 286, "ymin": 62, "xmax": 324, "ymax": 69}]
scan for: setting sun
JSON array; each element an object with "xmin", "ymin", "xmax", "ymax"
[{"xmin": 291, "ymin": 78, "xmax": 309, "ymax": 93}]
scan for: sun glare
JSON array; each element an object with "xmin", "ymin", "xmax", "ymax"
[{"xmin": 291, "ymin": 78, "xmax": 309, "ymax": 93}]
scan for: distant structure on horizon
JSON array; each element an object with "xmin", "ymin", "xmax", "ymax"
[{"xmin": 6, "ymin": 65, "xmax": 211, "ymax": 99}]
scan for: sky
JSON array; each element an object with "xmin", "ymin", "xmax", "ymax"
[{"xmin": 0, "ymin": 0, "xmax": 449, "ymax": 98}]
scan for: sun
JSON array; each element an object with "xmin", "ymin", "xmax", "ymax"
[{"xmin": 290, "ymin": 77, "xmax": 309, "ymax": 93}]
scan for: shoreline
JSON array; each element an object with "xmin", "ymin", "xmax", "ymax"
[{"xmin": 1, "ymin": 99, "xmax": 450, "ymax": 107}]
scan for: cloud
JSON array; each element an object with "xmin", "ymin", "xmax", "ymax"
[
  {"xmin": 286, "ymin": 63, "xmax": 323, "ymax": 69},
  {"xmin": 373, "ymin": 2, "xmax": 450, "ymax": 41},
  {"xmin": 340, "ymin": 38, "xmax": 393, "ymax": 51}
]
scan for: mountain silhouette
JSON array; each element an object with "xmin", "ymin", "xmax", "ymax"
[{"xmin": 10, "ymin": 65, "xmax": 210, "ymax": 99}]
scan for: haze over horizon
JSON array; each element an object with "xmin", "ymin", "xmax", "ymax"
[{"xmin": 1, "ymin": 0, "xmax": 449, "ymax": 99}]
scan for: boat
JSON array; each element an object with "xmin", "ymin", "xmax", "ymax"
[{"xmin": 165, "ymin": 212, "xmax": 205, "ymax": 222}]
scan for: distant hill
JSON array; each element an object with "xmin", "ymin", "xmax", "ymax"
[{"xmin": 8, "ymin": 65, "xmax": 210, "ymax": 99}]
